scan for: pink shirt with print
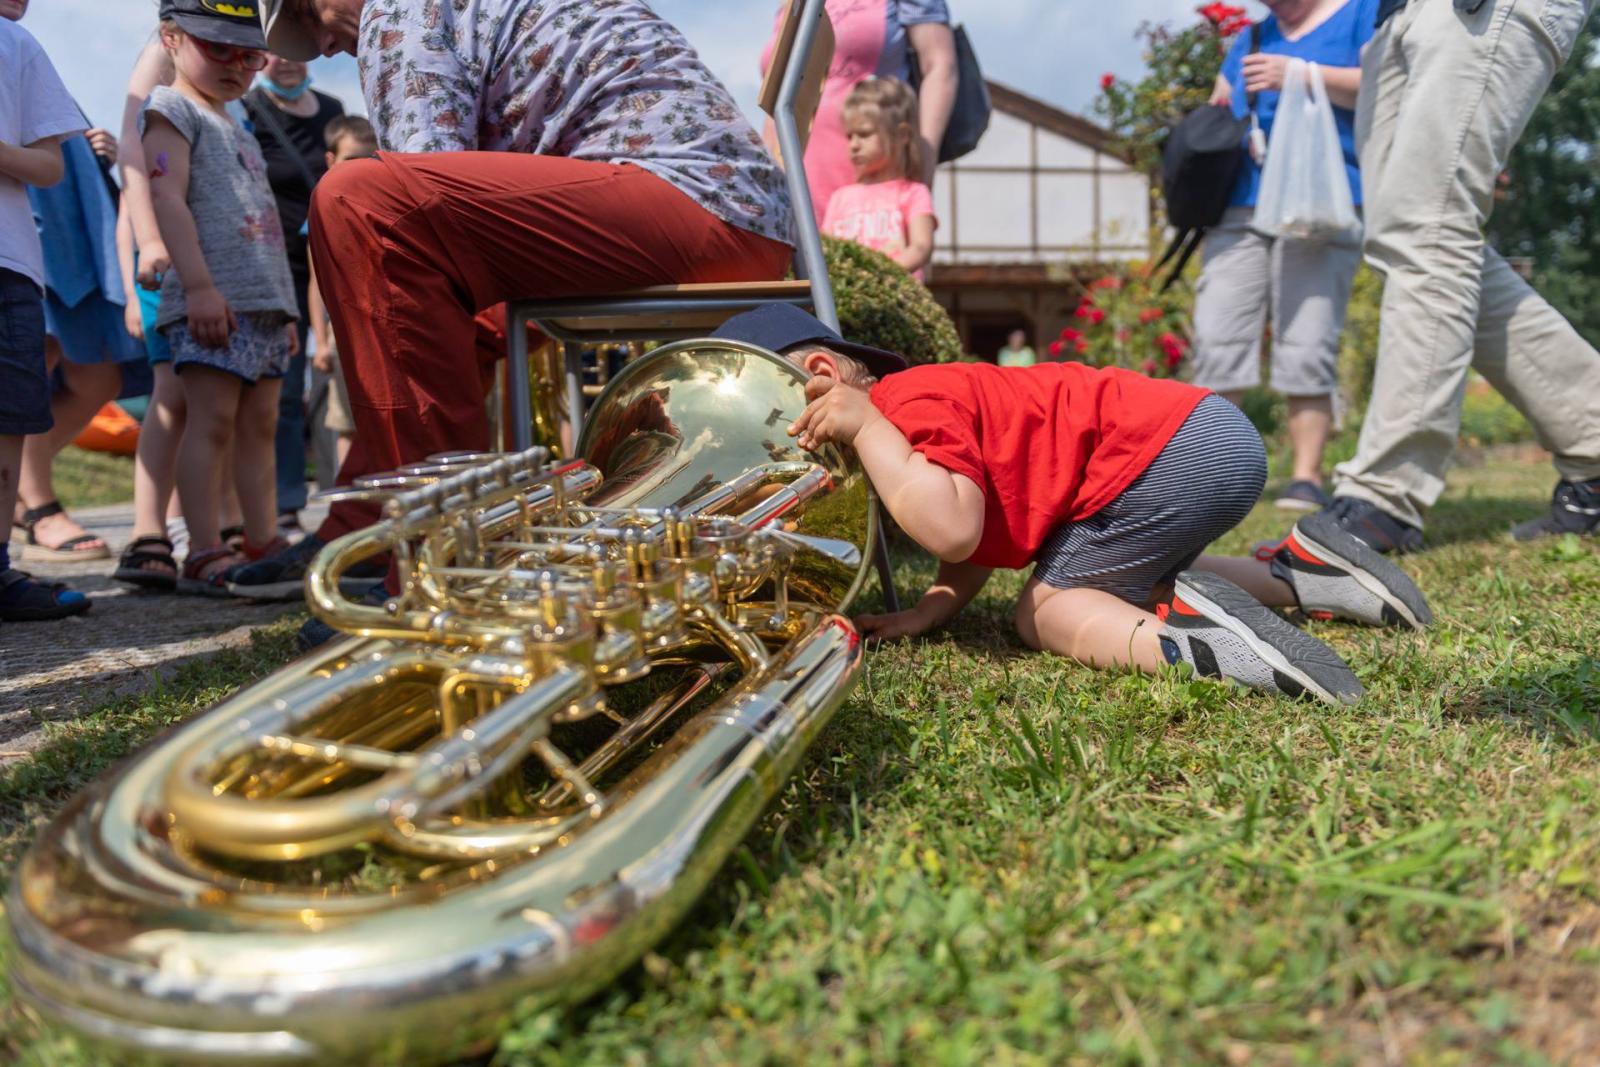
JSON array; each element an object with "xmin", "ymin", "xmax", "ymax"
[{"xmin": 822, "ymin": 178, "xmax": 935, "ymax": 279}]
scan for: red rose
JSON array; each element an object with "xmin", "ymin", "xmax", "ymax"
[
  {"xmin": 1138, "ymin": 308, "xmax": 1163, "ymax": 325},
  {"xmin": 1074, "ymin": 305, "xmax": 1092, "ymax": 320},
  {"xmin": 1198, "ymin": 1, "xmax": 1229, "ymax": 23},
  {"xmin": 1142, "ymin": 359, "xmax": 1159, "ymax": 375},
  {"xmin": 1059, "ymin": 326, "xmax": 1082, "ymax": 342},
  {"xmin": 1088, "ymin": 308, "xmax": 1106, "ymax": 326},
  {"xmin": 1049, "ymin": 340, "xmax": 1065, "ymax": 357},
  {"xmin": 1075, "ymin": 340, "xmax": 1090, "ymax": 354},
  {"xmin": 1100, "ymin": 73, "xmax": 1116, "ymax": 92},
  {"xmin": 1091, "ymin": 276, "xmax": 1123, "ymax": 291},
  {"xmin": 1166, "ymin": 350, "xmax": 1185, "ymax": 368}
]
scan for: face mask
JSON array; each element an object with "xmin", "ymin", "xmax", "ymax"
[{"xmin": 263, "ymin": 73, "xmax": 313, "ymax": 101}]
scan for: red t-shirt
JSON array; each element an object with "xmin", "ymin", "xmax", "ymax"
[{"xmin": 869, "ymin": 362, "xmax": 1209, "ymax": 569}]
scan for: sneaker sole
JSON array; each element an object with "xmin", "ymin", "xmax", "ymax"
[
  {"xmin": 1175, "ymin": 571, "xmax": 1364, "ymax": 706},
  {"xmin": 1293, "ymin": 513, "xmax": 1434, "ymax": 629},
  {"xmin": 1274, "ymin": 496, "xmax": 1326, "ymax": 513}
]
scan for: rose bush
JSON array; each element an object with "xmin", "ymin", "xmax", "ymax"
[{"xmin": 1047, "ymin": 264, "xmax": 1192, "ymax": 380}]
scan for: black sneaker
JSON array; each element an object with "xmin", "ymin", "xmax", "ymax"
[
  {"xmin": 1159, "ymin": 571, "xmax": 1364, "ymax": 706},
  {"xmin": 1510, "ymin": 479, "xmax": 1600, "ymax": 542},
  {"xmin": 225, "ymin": 535, "xmax": 386, "ymax": 602},
  {"xmin": 1274, "ymin": 479, "xmax": 1332, "ymax": 512},
  {"xmin": 295, "ymin": 584, "xmax": 391, "ymax": 653},
  {"xmin": 1322, "ymin": 496, "xmax": 1424, "ymax": 555}
]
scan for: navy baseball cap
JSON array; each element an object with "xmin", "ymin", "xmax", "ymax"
[
  {"xmin": 713, "ymin": 304, "xmax": 909, "ymax": 380},
  {"xmin": 160, "ymin": 0, "xmax": 269, "ymax": 50}
]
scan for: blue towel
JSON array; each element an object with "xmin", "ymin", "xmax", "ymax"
[{"xmin": 29, "ymin": 133, "xmax": 123, "ymax": 312}]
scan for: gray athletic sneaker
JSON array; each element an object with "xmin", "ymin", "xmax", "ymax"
[
  {"xmin": 1159, "ymin": 571, "xmax": 1364, "ymax": 706},
  {"xmin": 1266, "ymin": 512, "xmax": 1433, "ymax": 630}
]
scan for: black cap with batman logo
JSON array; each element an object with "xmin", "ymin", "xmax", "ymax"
[{"xmin": 160, "ymin": 0, "xmax": 269, "ymax": 49}]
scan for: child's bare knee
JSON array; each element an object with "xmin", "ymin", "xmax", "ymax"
[{"xmin": 1013, "ymin": 599, "xmax": 1043, "ymax": 650}]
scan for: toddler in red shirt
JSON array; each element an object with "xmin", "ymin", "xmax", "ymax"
[{"xmin": 715, "ymin": 305, "xmax": 1433, "ymax": 706}]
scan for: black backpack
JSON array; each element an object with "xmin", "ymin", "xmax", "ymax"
[{"xmin": 1153, "ymin": 23, "xmax": 1262, "ymax": 292}]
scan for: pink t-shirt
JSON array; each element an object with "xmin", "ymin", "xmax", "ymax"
[
  {"xmin": 822, "ymin": 178, "xmax": 935, "ymax": 278},
  {"xmin": 759, "ymin": 0, "xmax": 950, "ymax": 219}
]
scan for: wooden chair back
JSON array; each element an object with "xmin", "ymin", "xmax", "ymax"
[{"xmin": 757, "ymin": 1, "xmax": 836, "ymax": 153}]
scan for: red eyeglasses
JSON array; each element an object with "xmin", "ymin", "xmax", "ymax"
[{"xmin": 190, "ymin": 37, "xmax": 269, "ymax": 71}]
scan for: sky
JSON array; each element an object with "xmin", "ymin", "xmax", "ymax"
[{"xmin": 25, "ymin": 0, "xmax": 1202, "ymax": 139}]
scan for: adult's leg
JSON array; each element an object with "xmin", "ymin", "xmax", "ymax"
[
  {"xmin": 307, "ymin": 154, "xmax": 792, "ymax": 542},
  {"xmin": 174, "ymin": 366, "xmax": 243, "ymax": 552},
  {"xmin": 1189, "ymin": 208, "xmax": 1272, "ymax": 399},
  {"xmin": 16, "ymin": 342, "xmax": 121, "ymax": 550},
  {"xmin": 1333, "ymin": 0, "xmax": 1595, "ymax": 527},
  {"xmin": 1471, "ymin": 249, "xmax": 1600, "ymax": 483},
  {"xmin": 274, "ymin": 275, "xmax": 311, "ymax": 520},
  {"xmin": 1270, "ymin": 234, "xmax": 1362, "ymax": 486}
]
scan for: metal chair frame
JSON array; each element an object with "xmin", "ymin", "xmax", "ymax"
[{"xmin": 504, "ymin": 0, "xmax": 901, "ymax": 610}]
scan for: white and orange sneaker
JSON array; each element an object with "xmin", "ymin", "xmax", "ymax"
[
  {"xmin": 1266, "ymin": 512, "xmax": 1433, "ymax": 630},
  {"xmin": 1159, "ymin": 571, "xmax": 1364, "ymax": 706}
]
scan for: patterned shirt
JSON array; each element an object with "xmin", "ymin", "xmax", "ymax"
[{"xmin": 357, "ymin": 0, "xmax": 794, "ymax": 245}]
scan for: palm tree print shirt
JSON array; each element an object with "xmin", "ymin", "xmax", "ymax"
[{"xmin": 357, "ymin": 0, "xmax": 795, "ymax": 245}]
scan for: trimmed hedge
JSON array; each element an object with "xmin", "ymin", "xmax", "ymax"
[{"xmin": 823, "ymin": 237, "xmax": 962, "ymax": 365}]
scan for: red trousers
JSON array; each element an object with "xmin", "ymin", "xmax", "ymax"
[{"xmin": 307, "ymin": 153, "xmax": 793, "ymax": 540}]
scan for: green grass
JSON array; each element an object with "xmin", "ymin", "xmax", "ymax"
[
  {"xmin": 4, "ymin": 459, "xmax": 1599, "ymax": 1066},
  {"xmin": 48, "ymin": 446, "xmax": 135, "ymax": 509}
]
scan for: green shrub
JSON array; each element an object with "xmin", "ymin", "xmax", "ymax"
[
  {"xmin": 1339, "ymin": 264, "xmax": 1383, "ymax": 417},
  {"xmin": 823, "ymin": 237, "xmax": 963, "ymax": 365},
  {"xmin": 1461, "ymin": 384, "xmax": 1534, "ymax": 447}
]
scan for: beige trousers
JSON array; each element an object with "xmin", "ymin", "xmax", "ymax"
[{"xmin": 1333, "ymin": 0, "xmax": 1600, "ymax": 527}]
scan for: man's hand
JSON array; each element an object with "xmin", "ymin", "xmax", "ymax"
[
  {"xmin": 136, "ymin": 242, "xmax": 170, "ymax": 290},
  {"xmin": 856, "ymin": 605, "xmax": 939, "ymax": 642},
  {"xmin": 787, "ymin": 375, "xmax": 883, "ymax": 452},
  {"xmin": 1242, "ymin": 53, "xmax": 1291, "ymax": 94},
  {"xmin": 186, "ymin": 285, "xmax": 237, "ymax": 348},
  {"xmin": 85, "ymin": 128, "xmax": 118, "ymax": 166}
]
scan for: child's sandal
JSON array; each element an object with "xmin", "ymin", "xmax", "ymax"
[
  {"xmin": 113, "ymin": 535, "xmax": 178, "ymax": 591},
  {"xmin": 178, "ymin": 545, "xmax": 245, "ymax": 598},
  {"xmin": 240, "ymin": 535, "xmax": 291, "ymax": 563},
  {"xmin": 221, "ymin": 524, "xmax": 247, "ymax": 553}
]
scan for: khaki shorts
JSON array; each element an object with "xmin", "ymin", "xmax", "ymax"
[
  {"xmin": 1191, "ymin": 207, "xmax": 1362, "ymax": 397},
  {"xmin": 324, "ymin": 346, "xmax": 356, "ymax": 436}
]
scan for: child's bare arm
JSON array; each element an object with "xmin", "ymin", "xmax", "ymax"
[
  {"xmin": 143, "ymin": 114, "xmax": 234, "ymax": 347},
  {"xmin": 115, "ymin": 203, "xmax": 143, "ymax": 340},
  {"xmin": 858, "ymin": 558, "xmax": 992, "ymax": 640},
  {"xmin": 307, "ymin": 258, "xmax": 334, "ymax": 373},
  {"xmin": 0, "ymin": 137, "xmax": 66, "ymax": 187},
  {"xmin": 893, "ymin": 215, "xmax": 936, "ymax": 276},
  {"xmin": 789, "ymin": 377, "xmax": 985, "ymax": 562},
  {"xmin": 122, "ymin": 41, "xmax": 174, "ymax": 286}
]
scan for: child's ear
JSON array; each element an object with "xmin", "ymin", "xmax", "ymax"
[
  {"xmin": 799, "ymin": 348, "xmax": 841, "ymax": 380},
  {"xmin": 325, "ymin": 151, "xmax": 336, "ymax": 169}
]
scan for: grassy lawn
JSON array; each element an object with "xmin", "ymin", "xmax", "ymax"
[
  {"xmin": 47, "ymin": 446, "xmax": 136, "ymax": 510},
  {"xmin": 3, "ymin": 457, "xmax": 1597, "ymax": 1066}
]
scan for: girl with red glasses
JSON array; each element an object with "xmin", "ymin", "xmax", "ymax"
[{"xmin": 138, "ymin": 0, "xmax": 299, "ymax": 595}]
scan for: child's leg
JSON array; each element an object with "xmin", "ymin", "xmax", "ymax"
[
  {"xmin": 221, "ymin": 436, "xmax": 245, "ymax": 534},
  {"xmin": 1189, "ymin": 554, "xmax": 1297, "ymax": 607},
  {"xmin": 1, "ymin": 434, "xmax": 21, "ymax": 550},
  {"xmin": 133, "ymin": 361, "xmax": 185, "ymax": 540},
  {"xmin": 174, "ymin": 366, "xmax": 243, "ymax": 551},
  {"xmin": 233, "ymin": 377, "xmax": 283, "ymax": 548},
  {"xmin": 1014, "ymin": 578, "xmax": 1166, "ymax": 673}
]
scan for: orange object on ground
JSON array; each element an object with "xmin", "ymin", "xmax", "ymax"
[{"xmin": 73, "ymin": 402, "xmax": 140, "ymax": 456}]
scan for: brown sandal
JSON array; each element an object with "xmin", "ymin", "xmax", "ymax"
[{"xmin": 177, "ymin": 545, "xmax": 245, "ymax": 598}]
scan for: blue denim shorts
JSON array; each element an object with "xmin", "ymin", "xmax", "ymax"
[{"xmin": 0, "ymin": 268, "xmax": 52, "ymax": 436}]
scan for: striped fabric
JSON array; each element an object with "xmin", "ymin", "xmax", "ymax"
[{"xmin": 1032, "ymin": 394, "xmax": 1267, "ymax": 604}]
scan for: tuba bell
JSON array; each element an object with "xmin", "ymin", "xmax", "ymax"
[{"xmin": 6, "ymin": 339, "xmax": 875, "ymax": 1065}]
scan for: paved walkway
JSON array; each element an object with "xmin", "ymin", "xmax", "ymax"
[{"xmin": 0, "ymin": 500, "xmax": 326, "ymax": 762}]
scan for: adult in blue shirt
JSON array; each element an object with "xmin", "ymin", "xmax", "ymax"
[{"xmin": 1189, "ymin": 0, "xmax": 1378, "ymax": 513}]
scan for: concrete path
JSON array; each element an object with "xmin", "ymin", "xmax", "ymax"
[{"xmin": 0, "ymin": 500, "xmax": 326, "ymax": 762}]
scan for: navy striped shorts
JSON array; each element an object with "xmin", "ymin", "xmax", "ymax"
[{"xmin": 1032, "ymin": 394, "xmax": 1267, "ymax": 604}]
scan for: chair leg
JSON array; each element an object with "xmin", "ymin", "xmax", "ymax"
[
  {"xmin": 508, "ymin": 309, "xmax": 533, "ymax": 451},
  {"xmin": 872, "ymin": 510, "xmax": 900, "ymax": 613}
]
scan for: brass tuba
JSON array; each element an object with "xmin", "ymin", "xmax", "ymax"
[{"xmin": 7, "ymin": 340, "xmax": 875, "ymax": 1065}]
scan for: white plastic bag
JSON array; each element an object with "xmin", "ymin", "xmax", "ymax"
[{"xmin": 1252, "ymin": 59, "xmax": 1360, "ymax": 242}]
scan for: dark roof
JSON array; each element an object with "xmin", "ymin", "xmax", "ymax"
[{"xmin": 985, "ymin": 81, "xmax": 1134, "ymax": 164}]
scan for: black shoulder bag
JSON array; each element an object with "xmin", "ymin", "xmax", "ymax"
[{"xmin": 908, "ymin": 23, "xmax": 993, "ymax": 165}]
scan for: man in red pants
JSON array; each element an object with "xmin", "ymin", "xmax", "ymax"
[{"xmin": 228, "ymin": 0, "xmax": 794, "ymax": 607}]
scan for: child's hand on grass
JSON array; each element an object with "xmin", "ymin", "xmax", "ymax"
[
  {"xmin": 856, "ymin": 605, "xmax": 938, "ymax": 641},
  {"xmin": 788, "ymin": 374, "xmax": 882, "ymax": 451},
  {"xmin": 186, "ymin": 284, "xmax": 237, "ymax": 348}
]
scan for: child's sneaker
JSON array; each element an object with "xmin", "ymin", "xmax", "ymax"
[
  {"xmin": 1160, "ymin": 571, "xmax": 1364, "ymax": 706},
  {"xmin": 1266, "ymin": 512, "xmax": 1433, "ymax": 630}
]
